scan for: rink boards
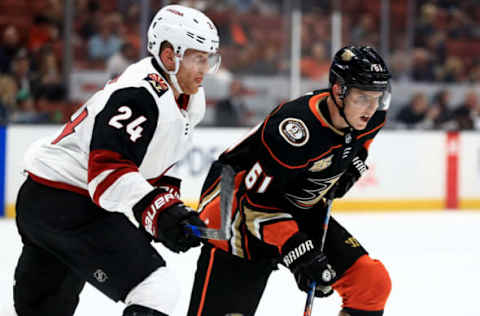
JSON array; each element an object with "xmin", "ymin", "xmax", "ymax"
[{"xmin": 2, "ymin": 126, "xmax": 480, "ymax": 217}]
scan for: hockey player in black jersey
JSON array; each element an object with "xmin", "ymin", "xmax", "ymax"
[
  {"xmin": 187, "ymin": 46, "xmax": 392, "ymax": 316},
  {"xmin": 12, "ymin": 5, "xmax": 220, "ymax": 316}
]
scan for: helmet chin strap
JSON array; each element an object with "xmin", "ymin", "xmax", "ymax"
[
  {"xmin": 157, "ymin": 56, "xmax": 184, "ymax": 94},
  {"xmin": 330, "ymin": 86, "xmax": 356, "ymax": 131}
]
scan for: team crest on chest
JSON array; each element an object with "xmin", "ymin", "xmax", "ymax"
[
  {"xmin": 309, "ymin": 154, "xmax": 333, "ymax": 172},
  {"xmin": 144, "ymin": 73, "xmax": 169, "ymax": 97},
  {"xmin": 279, "ymin": 118, "xmax": 309, "ymax": 147}
]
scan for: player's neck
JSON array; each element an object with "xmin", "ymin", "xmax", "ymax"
[
  {"xmin": 172, "ymin": 86, "xmax": 180, "ymax": 99},
  {"xmin": 327, "ymin": 96, "xmax": 349, "ymax": 129}
]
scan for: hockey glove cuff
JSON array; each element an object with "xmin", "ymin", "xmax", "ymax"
[
  {"xmin": 153, "ymin": 175, "xmax": 181, "ymax": 199},
  {"xmin": 133, "ymin": 188, "xmax": 205, "ymax": 252},
  {"xmin": 281, "ymin": 232, "xmax": 336, "ymax": 297}
]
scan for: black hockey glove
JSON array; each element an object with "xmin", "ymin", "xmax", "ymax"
[
  {"xmin": 330, "ymin": 156, "xmax": 368, "ymax": 199},
  {"xmin": 133, "ymin": 188, "xmax": 206, "ymax": 253},
  {"xmin": 281, "ymin": 232, "xmax": 336, "ymax": 298}
]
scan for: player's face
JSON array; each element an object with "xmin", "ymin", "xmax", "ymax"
[
  {"xmin": 177, "ymin": 49, "xmax": 210, "ymax": 95},
  {"xmin": 343, "ymin": 88, "xmax": 383, "ymax": 130}
]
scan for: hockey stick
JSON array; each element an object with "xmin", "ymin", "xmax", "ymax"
[
  {"xmin": 303, "ymin": 196, "xmax": 334, "ymax": 316},
  {"xmin": 185, "ymin": 164, "xmax": 235, "ymax": 240}
]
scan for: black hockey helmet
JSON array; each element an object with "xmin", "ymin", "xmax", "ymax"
[{"xmin": 330, "ymin": 45, "xmax": 391, "ymax": 91}]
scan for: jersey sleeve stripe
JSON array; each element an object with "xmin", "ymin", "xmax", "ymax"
[
  {"xmin": 146, "ymin": 164, "xmax": 175, "ymax": 186},
  {"xmin": 88, "ymin": 149, "xmax": 139, "ymax": 182},
  {"xmin": 92, "ymin": 167, "xmax": 138, "ymax": 206}
]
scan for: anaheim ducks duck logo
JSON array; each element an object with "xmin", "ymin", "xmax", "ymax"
[{"xmin": 279, "ymin": 118, "xmax": 309, "ymax": 147}]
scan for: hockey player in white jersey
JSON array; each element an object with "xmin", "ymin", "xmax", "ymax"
[{"xmin": 12, "ymin": 5, "xmax": 220, "ymax": 316}]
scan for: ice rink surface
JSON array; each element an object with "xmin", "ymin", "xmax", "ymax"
[{"xmin": 1, "ymin": 210, "xmax": 479, "ymax": 316}]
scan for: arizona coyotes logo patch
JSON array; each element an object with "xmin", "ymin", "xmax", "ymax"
[
  {"xmin": 279, "ymin": 118, "xmax": 309, "ymax": 147},
  {"xmin": 144, "ymin": 73, "xmax": 168, "ymax": 97},
  {"xmin": 309, "ymin": 155, "xmax": 333, "ymax": 172}
]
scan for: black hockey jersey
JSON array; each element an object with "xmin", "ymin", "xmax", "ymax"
[{"xmin": 197, "ymin": 89, "xmax": 385, "ymax": 259}]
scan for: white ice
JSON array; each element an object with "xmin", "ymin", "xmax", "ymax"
[{"xmin": 1, "ymin": 210, "xmax": 479, "ymax": 316}]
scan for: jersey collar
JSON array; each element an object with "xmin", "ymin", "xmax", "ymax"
[{"xmin": 308, "ymin": 92, "xmax": 345, "ymax": 136}]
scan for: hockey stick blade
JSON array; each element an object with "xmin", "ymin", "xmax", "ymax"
[{"xmin": 186, "ymin": 164, "xmax": 235, "ymax": 240}]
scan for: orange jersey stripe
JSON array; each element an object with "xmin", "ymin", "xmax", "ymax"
[{"xmin": 196, "ymin": 247, "xmax": 217, "ymax": 316}]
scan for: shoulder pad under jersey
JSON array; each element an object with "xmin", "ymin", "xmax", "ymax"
[{"xmin": 261, "ymin": 95, "xmax": 336, "ymax": 169}]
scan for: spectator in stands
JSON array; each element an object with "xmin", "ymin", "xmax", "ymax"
[
  {"xmin": 300, "ymin": 42, "xmax": 330, "ymax": 81},
  {"xmin": 244, "ymin": 43, "xmax": 281, "ymax": 75},
  {"xmin": 10, "ymin": 49, "xmax": 34, "ymax": 106},
  {"xmin": 431, "ymin": 89, "xmax": 455, "ymax": 129},
  {"xmin": 452, "ymin": 90, "xmax": 478, "ymax": 130},
  {"xmin": 214, "ymin": 79, "xmax": 251, "ymax": 126},
  {"xmin": 411, "ymin": 48, "xmax": 436, "ymax": 81},
  {"xmin": 34, "ymin": 47, "xmax": 66, "ymax": 123},
  {"xmin": 395, "ymin": 92, "xmax": 439, "ymax": 129},
  {"xmin": 442, "ymin": 56, "xmax": 466, "ymax": 82},
  {"xmin": 448, "ymin": 9, "xmax": 473, "ymax": 39},
  {"xmin": 10, "ymin": 91, "xmax": 49, "ymax": 124},
  {"xmin": 106, "ymin": 42, "xmax": 137, "ymax": 79},
  {"xmin": 468, "ymin": 59, "xmax": 480, "ymax": 82},
  {"xmin": 0, "ymin": 25, "xmax": 22, "ymax": 73},
  {"xmin": 351, "ymin": 14, "xmax": 378, "ymax": 48},
  {"xmin": 87, "ymin": 15, "xmax": 123, "ymax": 61},
  {"xmin": 425, "ymin": 31, "xmax": 447, "ymax": 67},
  {"xmin": 414, "ymin": 3, "xmax": 437, "ymax": 47},
  {"xmin": 28, "ymin": 14, "xmax": 60, "ymax": 54},
  {"xmin": 389, "ymin": 51, "xmax": 410, "ymax": 81},
  {"xmin": 76, "ymin": 0, "xmax": 101, "ymax": 40},
  {"xmin": 0, "ymin": 74, "xmax": 16, "ymax": 123}
]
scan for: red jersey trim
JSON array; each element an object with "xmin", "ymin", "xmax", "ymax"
[
  {"xmin": 147, "ymin": 164, "xmax": 175, "ymax": 186},
  {"xmin": 88, "ymin": 149, "xmax": 138, "ymax": 182},
  {"xmin": 28, "ymin": 172, "xmax": 90, "ymax": 197},
  {"xmin": 92, "ymin": 168, "xmax": 137, "ymax": 206}
]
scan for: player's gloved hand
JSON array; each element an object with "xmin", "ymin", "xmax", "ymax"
[
  {"xmin": 330, "ymin": 156, "xmax": 368, "ymax": 198},
  {"xmin": 281, "ymin": 232, "xmax": 336, "ymax": 297},
  {"xmin": 133, "ymin": 188, "xmax": 206, "ymax": 253}
]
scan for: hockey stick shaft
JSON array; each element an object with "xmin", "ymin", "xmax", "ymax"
[
  {"xmin": 185, "ymin": 164, "xmax": 235, "ymax": 240},
  {"xmin": 303, "ymin": 197, "xmax": 334, "ymax": 316}
]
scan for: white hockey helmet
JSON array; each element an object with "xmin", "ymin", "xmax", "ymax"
[{"xmin": 147, "ymin": 5, "xmax": 221, "ymax": 79}]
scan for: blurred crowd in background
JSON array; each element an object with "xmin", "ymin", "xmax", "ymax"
[{"xmin": 0, "ymin": 0, "xmax": 479, "ymax": 130}]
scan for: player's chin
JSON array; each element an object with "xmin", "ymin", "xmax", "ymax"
[
  {"xmin": 354, "ymin": 120, "xmax": 368, "ymax": 130},
  {"xmin": 184, "ymin": 85, "xmax": 199, "ymax": 95}
]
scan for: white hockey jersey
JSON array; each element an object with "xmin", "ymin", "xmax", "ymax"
[{"xmin": 24, "ymin": 57, "xmax": 205, "ymax": 215}]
